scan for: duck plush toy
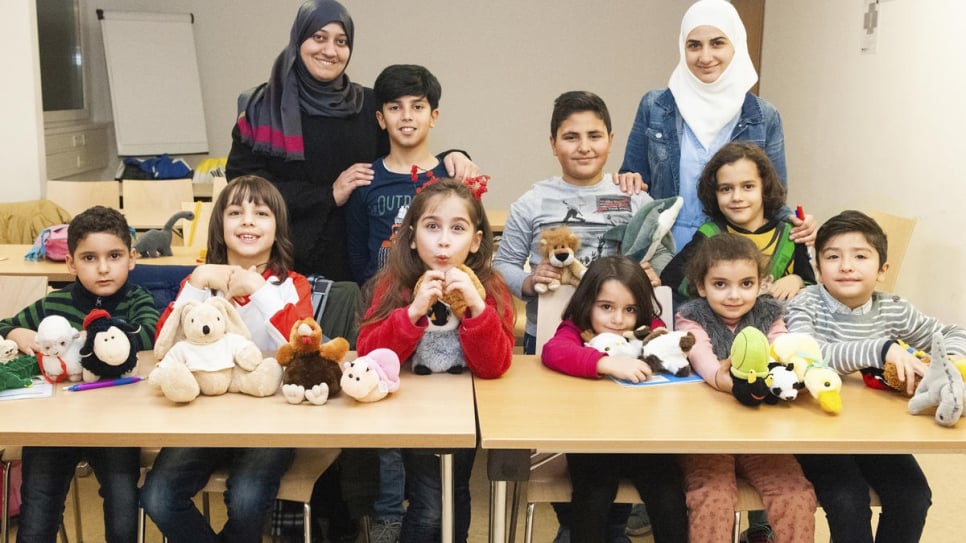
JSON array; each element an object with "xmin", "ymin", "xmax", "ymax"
[{"xmin": 277, "ymin": 317, "xmax": 349, "ymax": 405}]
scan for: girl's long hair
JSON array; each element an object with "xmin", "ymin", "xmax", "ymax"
[
  {"xmin": 361, "ymin": 178, "xmax": 511, "ymax": 334},
  {"xmin": 206, "ymin": 175, "xmax": 295, "ymax": 280},
  {"xmin": 562, "ymin": 255, "xmax": 660, "ymax": 331}
]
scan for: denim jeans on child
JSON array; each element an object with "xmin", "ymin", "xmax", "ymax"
[
  {"xmin": 374, "ymin": 448, "xmax": 406, "ymax": 523},
  {"xmin": 18, "ymin": 446, "xmax": 140, "ymax": 543},
  {"xmin": 399, "ymin": 448, "xmax": 476, "ymax": 543},
  {"xmin": 140, "ymin": 447, "xmax": 295, "ymax": 543}
]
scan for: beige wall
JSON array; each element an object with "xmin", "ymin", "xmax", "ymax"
[
  {"xmin": 3, "ymin": 0, "xmax": 44, "ymax": 201},
  {"xmin": 760, "ymin": 0, "xmax": 966, "ymax": 325}
]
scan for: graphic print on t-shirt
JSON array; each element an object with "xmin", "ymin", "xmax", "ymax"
[{"xmin": 540, "ymin": 193, "xmax": 633, "ymax": 266}]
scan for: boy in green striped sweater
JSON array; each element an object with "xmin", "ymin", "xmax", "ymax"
[{"xmin": 0, "ymin": 205, "xmax": 159, "ymax": 543}]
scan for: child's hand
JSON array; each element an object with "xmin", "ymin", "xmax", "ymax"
[
  {"xmin": 444, "ymin": 266, "xmax": 486, "ymax": 317},
  {"xmin": 188, "ymin": 264, "xmax": 233, "ymax": 292},
  {"xmin": 6, "ymin": 327, "xmax": 38, "ymax": 356},
  {"xmin": 226, "ymin": 265, "xmax": 266, "ymax": 299},
  {"xmin": 766, "ymin": 274, "xmax": 805, "ymax": 301},
  {"xmin": 524, "ymin": 261, "xmax": 562, "ymax": 296},
  {"xmin": 886, "ymin": 343, "xmax": 930, "ymax": 395},
  {"xmin": 442, "ymin": 152, "xmax": 479, "ymax": 181},
  {"xmin": 332, "ymin": 162, "xmax": 375, "ymax": 206},
  {"xmin": 597, "ymin": 355, "xmax": 653, "ymax": 383},
  {"xmin": 789, "ymin": 213, "xmax": 817, "ymax": 245},
  {"xmin": 409, "ymin": 270, "xmax": 445, "ymax": 323},
  {"xmin": 612, "ymin": 172, "xmax": 648, "ymax": 195}
]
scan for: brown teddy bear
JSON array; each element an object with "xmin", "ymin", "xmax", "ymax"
[
  {"xmin": 277, "ymin": 317, "xmax": 349, "ymax": 405},
  {"xmin": 534, "ymin": 226, "xmax": 587, "ymax": 294},
  {"xmin": 412, "ymin": 264, "xmax": 485, "ymax": 320}
]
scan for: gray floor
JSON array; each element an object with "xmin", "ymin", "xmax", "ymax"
[{"xmin": 10, "ymin": 452, "xmax": 966, "ymax": 542}]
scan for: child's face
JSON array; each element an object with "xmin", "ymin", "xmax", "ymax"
[
  {"xmin": 550, "ymin": 111, "xmax": 613, "ymax": 186},
  {"xmin": 590, "ymin": 279, "xmax": 639, "ymax": 335},
  {"xmin": 685, "ymin": 25, "xmax": 735, "ymax": 84},
  {"xmin": 65, "ymin": 232, "xmax": 135, "ymax": 298},
  {"xmin": 715, "ymin": 158, "xmax": 766, "ymax": 231},
  {"xmin": 223, "ymin": 198, "xmax": 276, "ymax": 270},
  {"xmin": 696, "ymin": 258, "xmax": 760, "ymax": 322},
  {"xmin": 376, "ymin": 95, "xmax": 439, "ymax": 150},
  {"xmin": 299, "ymin": 22, "xmax": 350, "ymax": 82},
  {"xmin": 411, "ymin": 194, "xmax": 482, "ymax": 272},
  {"xmin": 816, "ymin": 232, "xmax": 888, "ymax": 309}
]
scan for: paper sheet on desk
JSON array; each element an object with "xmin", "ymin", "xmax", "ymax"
[
  {"xmin": 0, "ymin": 378, "xmax": 53, "ymax": 400},
  {"xmin": 610, "ymin": 373, "xmax": 703, "ymax": 387}
]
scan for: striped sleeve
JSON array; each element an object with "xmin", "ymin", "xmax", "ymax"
[{"xmin": 119, "ymin": 286, "xmax": 161, "ymax": 350}]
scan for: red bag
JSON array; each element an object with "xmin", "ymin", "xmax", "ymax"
[{"xmin": 0, "ymin": 460, "xmax": 22, "ymax": 518}]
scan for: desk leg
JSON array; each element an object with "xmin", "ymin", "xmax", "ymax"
[
  {"xmin": 440, "ymin": 452, "xmax": 454, "ymax": 543},
  {"xmin": 489, "ymin": 480, "xmax": 507, "ymax": 543}
]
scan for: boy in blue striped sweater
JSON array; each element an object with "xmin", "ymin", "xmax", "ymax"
[
  {"xmin": 786, "ymin": 209, "xmax": 966, "ymax": 543},
  {"xmin": 0, "ymin": 205, "xmax": 159, "ymax": 543}
]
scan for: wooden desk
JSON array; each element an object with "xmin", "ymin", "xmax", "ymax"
[
  {"xmin": 1, "ymin": 353, "xmax": 476, "ymax": 543},
  {"xmin": 476, "ymin": 355, "xmax": 966, "ymax": 542},
  {"xmin": 0, "ymin": 245, "xmax": 202, "ymax": 282}
]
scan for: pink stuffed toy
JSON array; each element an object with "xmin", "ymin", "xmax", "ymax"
[{"xmin": 340, "ymin": 349, "xmax": 401, "ymax": 403}]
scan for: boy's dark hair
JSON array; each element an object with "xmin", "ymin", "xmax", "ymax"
[
  {"xmin": 374, "ymin": 64, "xmax": 441, "ymax": 109},
  {"xmin": 562, "ymin": 255, "xmax": 660, "ymax": 331},
  {"xmin": 815, "ymin": 210, "xmax": 888, "ymax": 268},
  {"xmin": 685, "ymin": 233, "xmax": 765, "ymax": 298},
  {"xmin": 67, "ymin": 205, "xmax": 132, "ymax": 254},
  {"xmin": 697, "ymin": 141, "xmax": 786, "ymax": 223},
  {"xmin": 550, "ymin": 91, "xmax": 612, "ymax": 139}
]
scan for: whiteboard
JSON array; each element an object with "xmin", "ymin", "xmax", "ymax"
[{"xmin": 98, "ymin": 10, "xmax": 208, "ymax": 156}]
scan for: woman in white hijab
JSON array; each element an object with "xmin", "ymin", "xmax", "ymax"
[{"xmin": 621, "ymin": 0, "xmax": 812, "ymax": 251}]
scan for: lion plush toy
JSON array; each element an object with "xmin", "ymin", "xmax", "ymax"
[
  {"xmin": 533, "ymin": 226, "xmax": 587, "ymax": 294},
  {"xmin": 277, "ymin": 317, "xmax": 349, "ymax": 405},
  {"xmin": 150, "ymin": 297, "xmax": 282, "ymax": 403}
]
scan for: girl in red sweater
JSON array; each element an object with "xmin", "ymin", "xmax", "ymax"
[{"xmin": 358, "ymin": 177, "xmax": 513, "ymax": 542}]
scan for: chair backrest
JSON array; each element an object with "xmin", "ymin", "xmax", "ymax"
[
  {"xmin": 127, "ymin": 265, "xmax": 196, "ymax": 312},
  {"xmin": 0, "ymin": 276, "xmax": 48, "ymax": 318},
  {"xmin": 45, "ymin": 180, "xmax": 121, "ymax": 217},
  {"xmin": 180, "ymin": 201, "xmax": 213, "ymax": 250},
  {"xmin": 534, "ymin": 284, "xmax": 674, "ymax": 355},
  {"xmin": 866, "ymin": 210, "xmax": 916, "ymax": 293},
  {"xmin": 211, "ymin": 176, "xmax": 228, "ymax": 203},
  {"xmin": 121, "ymin": 179, "xmax": 194, "ymax": 230}
]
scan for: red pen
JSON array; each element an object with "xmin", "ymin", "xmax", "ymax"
[{"xmin": 795, "ymin": 205, "xmax": 805, "ymax": 221}]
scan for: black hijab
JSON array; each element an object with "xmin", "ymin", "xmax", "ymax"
[{"xmin": 236, "ymin": 0, "xmax": 365, "ymax": 161}]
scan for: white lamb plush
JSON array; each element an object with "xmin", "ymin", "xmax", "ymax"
[{"xmin": 35, "ymin": 315, "xmax": 85, "ymax": 382}]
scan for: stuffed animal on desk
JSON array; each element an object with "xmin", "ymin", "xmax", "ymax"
[
  {"xmin": 0, "ymin": 333, "xmax": 19, "ymax": 363},
  {"xmin": 78, "ymin": 309, "xmax": 142, "ymax": 382},
  {"xmin": 770, "ymin": 333, "xmax": 843, "ymax": 415},
  {"xmin": 134, "ymin": 210, "xmax": 195, "ymax": 258},
  {"xmin": 533, "ymin": 226, "xmax": 586, "ymax": 294},
  {"xmin": 35, "ymin": 315, "xmax": 85, "ymax": 383},
  {"xmin": 729, "ymin": 327, "xmax": 779, "ymax": 407},
  {"xmin": 0, "ymin": 350, "xmax": 40, "ymax": 392},
  {"xmin": 150, "ymin": 297, "xmax": 282, "ymax": 403},
  {"xmin": 583, "ymin": 327, "xmax": 695, "ymax": 377},
  {"xmin": 908, "ymin": 332, "xmax": 965, "ymax": 428},
  {"xmin": 277, "ymin": 317, "xmax": 348, "ymax": 405},
  {"xmin": 410, "ymin": 265, "xmax": 485, "ymax": 375},
  {"xmin": 341, "ymin": 348, "xmax": 401, "ymax": 403}
]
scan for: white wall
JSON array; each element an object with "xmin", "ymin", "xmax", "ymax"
[
  {"xmin": 2, "ymin": 0, "xmax": 45, "ymax": 201},
  {"xmin": 760, "ymin": 0, "xmax": 966, "ymax": 325}
]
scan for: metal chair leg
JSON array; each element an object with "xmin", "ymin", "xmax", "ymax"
[
  {"xmin": 2, "ymin": 460, "xmax": 11, "ymax": 543},
  {"xmin": 523, "ymin": 503, "xmax": 536, "ymax": 543}
]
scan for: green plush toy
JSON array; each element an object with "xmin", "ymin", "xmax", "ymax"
[{"xmin": 0, "ymin": 353, "xmax": 42, "ymax": 392}]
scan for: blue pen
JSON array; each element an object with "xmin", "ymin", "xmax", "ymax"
[{"xmin": 63, "ymin": 376, "xmax": 142, "ymax": 392}]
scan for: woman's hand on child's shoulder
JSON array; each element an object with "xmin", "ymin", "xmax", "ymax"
[
  {"xmin": 766, "ymin": 274, "xmax": 805, "ymax": 301},
  {"xmin": 188, "ymin": 264, "xmax": 234, "ymax": 292},
  {"xmin": 597, "ymin": 355, "xmax": 653, "ymax": 383},
  {"xmin": 226, "ymin": 265, "xmax": 267, "ymax": 299},
  {"xmin": 409, "ymin": 270, "xmax": 445, "ymax": 323},
  {"xmin": 613, "ymin": 172, "xmax": 648, "ymax": 195},
  {"xmin": 885, "ymin": 343, "xmax": 930, "ymax": 395},
  {"xmin": 445, "ymin": 266, "xmax": 486, "ymax": 317},
  {"xmin": 789, "ymin": 213, "xmax": 817, "ymax": 245}
]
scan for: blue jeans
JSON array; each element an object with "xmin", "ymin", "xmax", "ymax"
[
  {"xmin": 399, "ymin": 449, "xmax": 475, "ymax": 543},
  {"xmin": 17, "ymin": 446, "xmax": 139, "ymax": 543},
  {"xmin": 373, "ymin": 448, "xmax": 406, "ymax": 522},
  {"xmin": 140, "ymin": 447, "xmax": 295, "ymax": 543},
  {"xmin": 796, "ymin": 454, "xmax": 931, "ymax": 543}
]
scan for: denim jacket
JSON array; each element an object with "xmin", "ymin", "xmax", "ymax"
[{"xmin": 620, "ymin": 88, "xmax": 787, "ymax": 202}]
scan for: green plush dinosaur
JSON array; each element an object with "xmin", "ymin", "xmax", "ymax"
[{"xmin": 0, "ymin": 353, "xmax": 41, "ymax": 392}]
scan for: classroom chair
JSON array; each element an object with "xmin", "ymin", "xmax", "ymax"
[
  {"xmin": 866, "ymin": 210, "xmax": 916, "ymax": 293},
  {"xmin": 121, "ymin": 179, "xmax": 194, "ymax": 230},
  {"xmin": 45, "ymin": 180, "xmax": 121, "ymax": 218}
]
